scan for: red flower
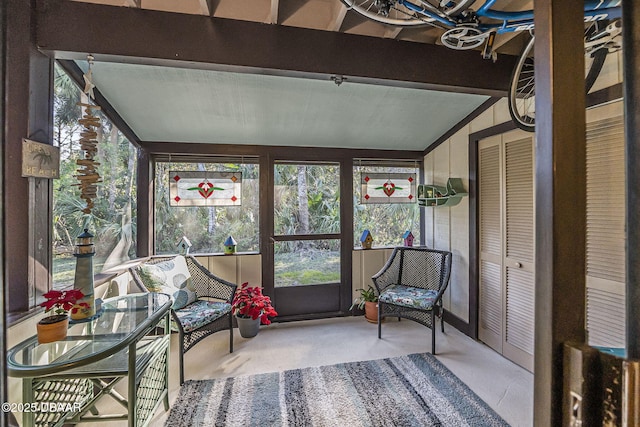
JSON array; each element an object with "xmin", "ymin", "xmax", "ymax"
[
  {"xmin": 40, "ymin": 289, "xmax": 87, "ymax": 316},
  {"xmin": 232, "ymin": 282, "xmax": 278, "ymax": 325}
]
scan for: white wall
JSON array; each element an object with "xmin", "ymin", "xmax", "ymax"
[{"xmin": 423, "ymin": 99, "xmax": 512, "ymax": 324}]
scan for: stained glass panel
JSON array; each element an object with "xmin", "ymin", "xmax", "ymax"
[
  {"xmin": 169, "ymin": 171, "xmax": 242, "ymax": 207},
  {"xmin": 360, "ymin": 172, "xmax": 416, "ymax": 204}
]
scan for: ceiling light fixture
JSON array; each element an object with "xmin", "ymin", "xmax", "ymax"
[{"xmin": 331, "ymin": 75, "xmax": 346, "ymax": 86}]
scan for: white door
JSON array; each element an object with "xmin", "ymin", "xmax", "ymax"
[
  {"xmin": 479, "ymin": 129, "xmax": 535, "ymax": 372},
  {"xmin": 585, "ymin": 102, "xmax": 626, "ymax": 348}
]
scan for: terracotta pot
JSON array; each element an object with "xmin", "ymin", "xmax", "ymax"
[
  {"xmin": 236, "ymin": 315, "xmax": 260, "ymax": 338},
  {"xmin": 37, "ymin": 314, "xmax": 69, "ymax": 344},
  {"xmin": 364, "ymin": 301, "xmax": 379, "ymax": 324}
]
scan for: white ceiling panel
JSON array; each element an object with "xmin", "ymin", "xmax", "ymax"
[{"xmin": 81, "ymin": 61, "xmax": 489, "ymax": 150}]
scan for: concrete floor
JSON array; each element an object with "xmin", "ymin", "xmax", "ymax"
[{"xmin": 147, "ymin": 316, "xmax": 533, "ymax": 426}]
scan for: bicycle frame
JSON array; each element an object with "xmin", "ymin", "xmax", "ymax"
[{"xmin": 400, "ymin": 0, "xmax": 621, "ymax": 35}]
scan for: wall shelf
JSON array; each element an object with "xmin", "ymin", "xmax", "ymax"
[{"xmin": 418, "ymin": 178, "xmax": 468, "ymax": 207}]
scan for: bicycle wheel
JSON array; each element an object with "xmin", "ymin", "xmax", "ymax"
[
  {"xmin": 340, "ymin": 0, "xmax": 475, "ymax": 27},
  {"xmin": 508, "ymin": 36, "xmax": 535, "ymax": 132},
  {"xmin": 508, "ymin": 35, "xmax": 609, "ymax": 132}
]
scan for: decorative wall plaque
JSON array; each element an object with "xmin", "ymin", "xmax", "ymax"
[{"xmin": 21, "ymin": 139, "xmax": 60, "ymax": 179}]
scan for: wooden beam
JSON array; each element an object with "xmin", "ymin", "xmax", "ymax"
[
  {"xmin": 139, "ymin": 141, "xmax": 424, "ymax": 160},
  {"xmin": 198, "ymin": 0, "xmax": 213, "ymax": 16},
  {"xmin": 6, "ymin": 0, "xmax": 54, "ymax": 316},
  {"xmin": 56, "ymin": 59, "xmax": 141, "ymax": 147},
  {"xmin": 623, "ymin": 0, "xmax": 640, "ymax": 360},
  {"xmin": 136, "ymin": 148, "xmax": 153, "ymax": 257},
  {"xmin": 35, "ymin": 0, "xmax": 517, "ymax": 96},
  {"xmin": 270, "ymin": 0, "xmax": 279, "ymax": 24},
  {"xmin": 0, "ymin": 0, "xmax": 7, "ymax": 423},
  {"xmin": 383, "ymin": 26, "xmax": 403, "ymax": 39},
  {"xmin": 329, "ymin": 3, "xmax": 347, "ymax": 32},
  {"xmin": 533, "ymin": 0, "xmax": 586, "ymax": 426}
]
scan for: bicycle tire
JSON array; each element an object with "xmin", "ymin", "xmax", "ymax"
[
  {"xmin": 585, "ymin": 48, "xmax": 608, "ymax": 93},
  {"xmin": 340, "ymin": 0, "xmax": 475, "ymax": 27},
  {"xmin": 508, "ymin": 35, "xmax": 609, "ymax": 132},
  {"xmin": 508, "ymin": 36, "xmax": 536, "ymax": 132}
]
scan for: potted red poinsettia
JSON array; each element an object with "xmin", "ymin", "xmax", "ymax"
[
  {"xmin": 37, "ymin": 289, "xmax": 88, "ymax": 344},
  {"xmin": 232, "ymin": 282, "xmax": 278, "ymax": 338}
]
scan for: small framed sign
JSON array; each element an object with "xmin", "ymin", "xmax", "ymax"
[{"xmin": 22, "ymin": 139, "xmax": 60, "ymax": 179}]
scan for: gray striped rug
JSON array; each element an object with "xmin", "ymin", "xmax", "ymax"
[{"xmin": 165, "ymin": 353, "xmax": 510, "ymax": 426}]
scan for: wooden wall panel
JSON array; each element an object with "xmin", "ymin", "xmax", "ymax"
[
  {"xmin": 238, "ymin": 254, "xmax": 262, "ymax": 286},
  {"xmin": 449, "ymin": 129, "xmax": 470, "ymax": 322}
]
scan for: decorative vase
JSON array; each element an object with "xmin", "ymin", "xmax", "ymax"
[
  {"xmin": 236, "ymin": 315, "xmax": 260, "ymax": 338},
  {"xmin": 37, "ymin": 314, "xmax": 69, "ymax": 344},
  {"xmin": 364, "ymin": 301, "xmax": 379, "ymax": 324}
]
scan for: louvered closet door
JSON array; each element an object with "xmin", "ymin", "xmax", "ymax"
[
  {"xmin": 585, "ymin": 103, "xmax": 626, "ymax": 348},
  {"xmin": 478, "ymin": 136, "xmax": 503, "ymax": 353},
  {"xmin": 503, "ymin": 133, "xmax": 535, "ymax": 372},
  {"xmin": 478, "ymin": 130, "xmax": 534, "ymax": 372}
]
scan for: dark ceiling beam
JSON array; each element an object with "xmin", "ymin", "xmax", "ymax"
[
  {"xmin": 36, "ymin": 0, "xmax": 517, "ymax": 97},
  {"xmin": 139, "ymin": 141, "xmax": 424, "ymax": 160},
  {"xmin": 56, "ymin": 59, "xmax": 141, "ymax": 147}
]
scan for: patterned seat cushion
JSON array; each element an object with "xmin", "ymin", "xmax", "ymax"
[
  {"xmin": 379, "ymin": 285, "xmax": 439, "ymax": 311},
  {"xmin": 135, "ymin": 255, "xmax": 197, "ymax": 310},
  {"xmin": 172, "ymin": 300, "xmax": 231, "ymax": 333}
]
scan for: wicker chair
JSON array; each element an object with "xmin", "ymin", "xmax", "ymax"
[
  {"xmin": 130, "ymin": 255, "xmax": 237, "ymax": 384},
  {"xmin": 373, "ymin": 247, "xmax": 452, "ymax": 354}
]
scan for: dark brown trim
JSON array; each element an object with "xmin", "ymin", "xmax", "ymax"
[
  {"xmin": 424, "ymin": 97, "xmax": 501, "ymax": 156},
  {"xmin": 466, "ymin": 121, "xmax": 516, "ymax": 341},
  {"xmin": 259, "ymin": 153, "xmax": 274, "ymax": 298},
  {"xmin": 275, "ymin": 311, "xmax": 345, "ymax": 323},
  {"xmin": 340, "ymin": 158, "xmax": 354, "ymax": 313},
  {"xmin": 587, "ymin": 82, "xmax": 623, "ymax": 108},
  {"xmin": 623, "ymin": 2, "xmax": 640, "ymax": 359},
  {"xmin": 272, "ymin": 234, "xmax": 341, "ymax": 242},
  {"xmin": 36, "ymin": 0, "xmax": 517, "ymax": 96},
  {"xmin": 0, "ymin": 0, "xmax": 6, "ymax": 421},
  {"xmin": 136, "ymin": 148, "xmax": 152, "ymax": 257},
  {"xmin": 443, "ymin": 311, "xmax": 472, "ymax": 336},
  {"xmin": 140, "ymin": 141, "xmax": 424, "ymax": 161},
  {"xmin": 534, "ymin": 1, "xmax": 587, "ymax": 425},
  {"xmin": 56, "ymin": 59, "xmax": 141, "ymax": 147},
  {"xmin": 5, "ymin": 0, "xmax": 54, "ymax": 316}
]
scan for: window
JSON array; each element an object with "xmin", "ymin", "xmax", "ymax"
[
  {"xmin": 53, "ymin": 64, "xmax": 138, "ymax": 289},
  {"xmin": 353, "ymin": 162, "xmax": 421, "ymax": 247},
  {"xmin": 154, "ymin": 160, "xmax": 259, "ymax": 254}
]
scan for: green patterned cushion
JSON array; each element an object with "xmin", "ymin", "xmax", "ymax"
[
  {"xmin": 379, "ymin": 285, "xmax": 438, "ymax": 310},
  {"xmin": 136, "ymin": 256, "xmax": 197, "ymax": 310},
  {"xmin": 172, "ymin": 300, "xmax": 231, "ymax": 333}
]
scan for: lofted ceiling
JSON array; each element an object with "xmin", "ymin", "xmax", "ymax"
[{"xmin": 61, "ymin": 0, "xmax": 533, "ymax": 151}]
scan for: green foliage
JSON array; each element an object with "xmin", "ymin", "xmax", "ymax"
[
  {"xmin": 52, "ymin": 64, "xmax": 137, "ymax": 288},
  {"xmin": 349, "ymin": 285, "xmax": 378, "ymax": 311},
  {"xmin": 154, "ymin": 162, "xmax": 260, "ymax": 254},
  {"xmin": 353, "ymin": 166, "xmax": 421, "ymax": 247}
]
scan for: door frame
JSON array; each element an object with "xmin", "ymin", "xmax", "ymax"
[{"xmin": 261, "ymin": 156, "xmax": 354, "ymax": 321}]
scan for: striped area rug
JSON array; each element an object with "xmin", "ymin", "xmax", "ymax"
[{"xmin": 165, "ymin": 353, "xmax": 509, "ymax": 426}]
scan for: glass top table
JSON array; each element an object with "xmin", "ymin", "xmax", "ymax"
[{"xmin": 7, "ymin": 292, "xmax": 172, "ymax": 378}]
